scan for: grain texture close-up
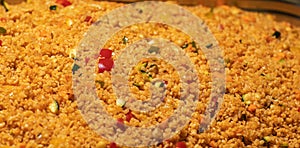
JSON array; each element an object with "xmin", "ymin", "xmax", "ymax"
[{"xmin": 0, "ymin": 0, "xmax": 300, "ymax": 148}]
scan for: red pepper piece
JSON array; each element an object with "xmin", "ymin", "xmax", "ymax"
[
  {"xmin": 56, "ymin": 0, "xmax": 72, "ymax": 7},
  {"xmin": 99, "ymin": 49, "xmax": 113, "ymax": 59},
  {"xmin": 175, "ymin": 141, "xmax": 187, "ymax": 148},
  {"xmin": 125, "ymin": 110, "xmax": 134, "ymax": 122},
  {"xmin": 84, "ymin": 16, "xmax": 92, "ymax": 23},
  {"xmin": 109, "ymin": 142, "xmax": 117, "ymax": 148},
  {"xmin": 98, "ymin": 58, "xmax": 114, "ymax": 73}
]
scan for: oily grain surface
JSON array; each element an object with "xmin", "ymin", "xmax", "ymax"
[{"xmin": 0, "ymin": 0, "xmax": 300, "ymax": 147}]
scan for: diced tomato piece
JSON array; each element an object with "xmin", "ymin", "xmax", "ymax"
[
  {"xmin": 100, "ymin": 49, "xmax": 113, "ymax": 58},
  {"xmin": 98, "ymin": 58, "xmax": 114, "ymax": 73},
  {"xmin": 298, "ymin": 107, "xmax": 300, "ymax": 112},
  {"xmin": 0, "ymin": 40, "xmax": 2, "ymax": 46},
  {"xmin": 56, "ymin": 0, "xmax": 72, "ymax": 7},
  {"xmin": 175, "ymin": 141, "xmax": 187, "ymax": 148}
]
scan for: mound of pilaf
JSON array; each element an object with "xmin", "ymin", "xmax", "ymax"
[{"xmin": 0, "ymin": 0, "xmax": 299, "ymax": 147}]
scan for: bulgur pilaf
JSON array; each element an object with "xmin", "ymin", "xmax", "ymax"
[{"xmin": 0, "ymin": 0, "xmax": 300, "ymax": 147}]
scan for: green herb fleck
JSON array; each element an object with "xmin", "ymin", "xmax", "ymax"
[
  {"xmin": 225, "ymin": 58, "xmax": 231, "ymax": 64},
  {"xmin": 49, "ymin": 5, "xmax": 57, "ymax": 10},
  {"xmin": 272, "ymin": 31, "xmax": 281, "ymax": 39},
  {"xmin": 159, "ymin": 82, "xmax": 164, "ymax": 87},
  {"xmin": 72, "ymin": 64, "xmax": 80, "ymax": 74},
  {"xmin": 191, "ymin": 41, "xmax": 197, "ymax": 49},
  {"xmin": 206, "ymin": 43, "xmax": 213, "ymax": 49},
  {"xmin": 148, "ymin": 46, "xmax": 160, "ymax": 54},
  {"xmin": 142, "ymin": 62, "xmax": 148, "ymax": 68},
  {"xmin": 0, "ymin": 0, "xmax": 8, "ymax": 12},
  {"xmin": 279, "ymin": 59, "xmax": 285, "ymax": 63},
  {"xmin": 241, "ymin": 114, "xmax": 247, "ymax": 121},
  {"xmin": 122, "ymin": 36, "xmax": 128, "ymax": 44},
  {"xmin": 0, "ymin": 27, "xmax": 7, "ymax": 34},
  {"xmin": 95, "ymin": 80, "xmax": 105, "ymax": 88},
  {"xmin": 154, "ymin": 81, "xmax": 164, "ymax": 88},
  {"xmin": 198, "ymin": 126, "xmax": 205, "ymax": 133}
]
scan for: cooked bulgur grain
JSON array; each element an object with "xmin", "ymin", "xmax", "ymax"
[{"xmin": 0, "ymin": 0, "xmax": 299, "ymax": 147}]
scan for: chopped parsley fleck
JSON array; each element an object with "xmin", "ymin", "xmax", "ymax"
[
  {"xmin": 224, "ymin": 58, "xmax": 231, "ymax": 64},
  {"xmin": 240, "ymin": 114, "xmax": 247, "ymax": 121},
  {"xmin": 122, "ymin": 36, "xmax": 128, "ymax": 44},
  {"xmin": 0, "ymin": 0, "xmax": 8, "ymax": 12},
  {"xmin": 272, "ymin": 31, "xmax": 281, "ymax": 39},
  {"xmin": 0, "ymin": 27, "xmax": 7, "ymax": 34},
  {"xmin": 95, "ymin": 80, "xmax": 105, "ymax": 88},
  {"xmin": 206, "ymin": 43, "xmax": 213, "ymax": 49},
  {"xmin": 49, "ymin": 5, "xmax": 57, "ymax": 10},
  {"xmin": 148, "ymin": 46, "xmax": 160, "ymax": 54},
  {"xmin": 191, "ymin": 41, "xmax": 197, "ymax": 49},
  {"xmin": 72, "ymin": 63, "xmax": 80, "ymax": 74},
  {"xmin": 279, "ymin": 59, "xmax": 285, "ymax": 63},
  {"xmin": 198, "ymin": 126, "xmax": 205, "ymax": 133}
]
